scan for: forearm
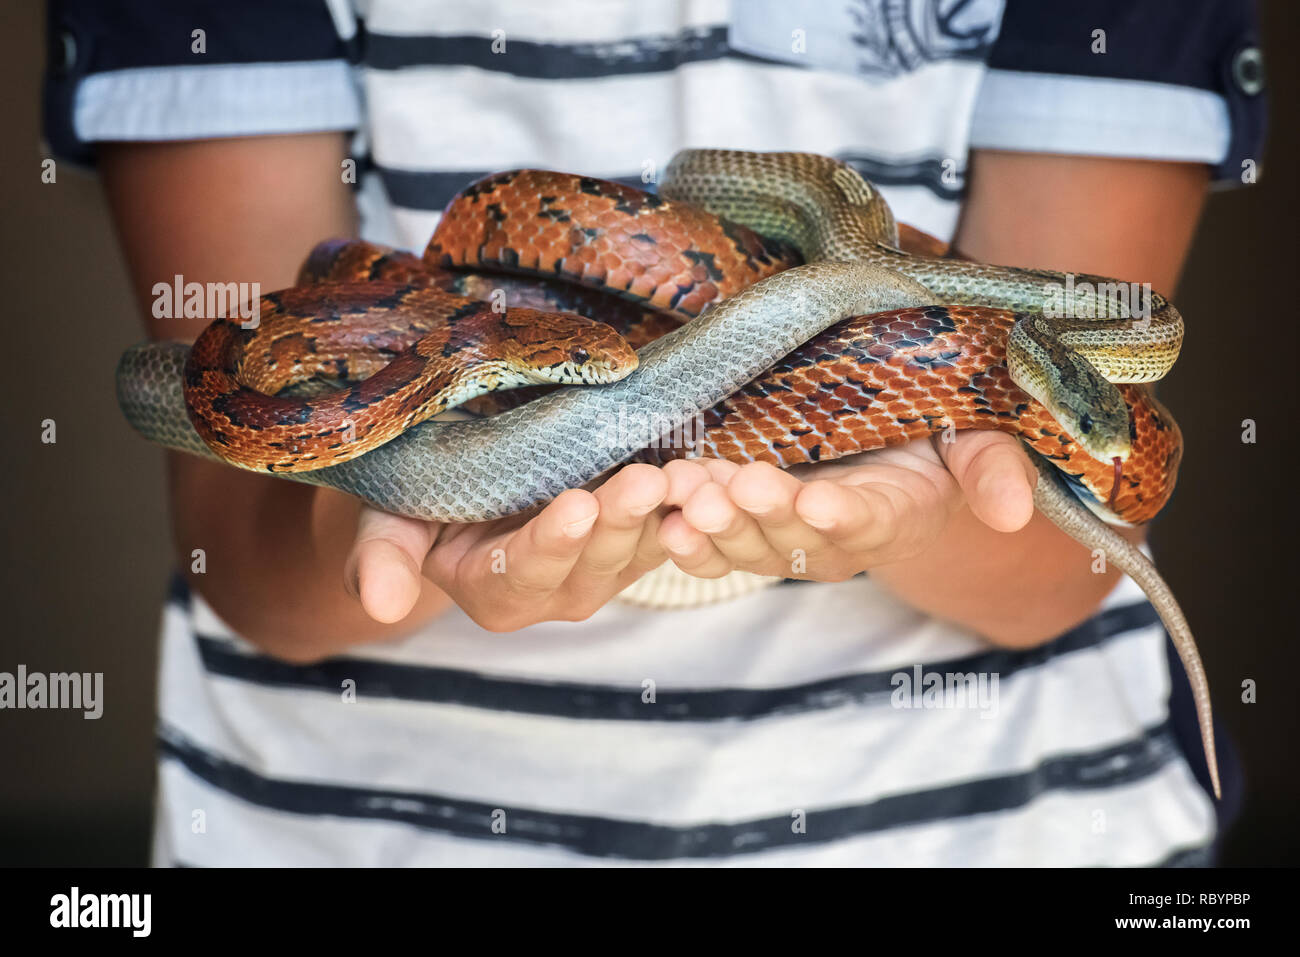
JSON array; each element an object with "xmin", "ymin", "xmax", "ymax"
[
  {"xmin": 163, "ymin": 456, "xmax": 452, "ymax": 660},
  {"xmin": 871, "ymin": 151, "xmax": 1207, "ymax": 648},
  {"xmin": 870, "ymin": 505, "xmax": 1142, "ymax": 648},
  {"xmin": 102, "ymin": 137, "xmax": 454, "ymax": 659}
]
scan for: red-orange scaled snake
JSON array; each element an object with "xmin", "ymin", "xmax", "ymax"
[{"xmin": 116, "ymin": 150, "xmax": 1215, "ymax": 797}]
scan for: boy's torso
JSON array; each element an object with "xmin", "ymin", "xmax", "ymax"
[{"xmin": 154, "ymin": 0, "xmax": 1216, "ymax": 866}]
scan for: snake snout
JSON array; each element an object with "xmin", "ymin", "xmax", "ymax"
[
  {"xmin": 523, "ymin": 336, "xmax": 640, "ymax": 386},
  {"xmin": 499, "ymin": 310, "xmax": 640, "ymax": 386},
  {"xmin": 1069, "ymin": 407, "xmax": 1133, "ymax": 465},
  {"xmin": 535, "ymin": 351, "xmax": 639, "ymax": 385}
]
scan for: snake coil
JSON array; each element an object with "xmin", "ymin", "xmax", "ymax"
[{"xmin": 115, "ymin": 149, "xmax": 1217, "ymax": 798}]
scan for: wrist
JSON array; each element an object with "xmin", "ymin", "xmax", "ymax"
[
  {"xmin": 869, "ymin": 506, "xmax": 1136, "ymax": 648},
  {"xmin": 167, "ymin": 455, "xmax": 451, "ymax": 661}
]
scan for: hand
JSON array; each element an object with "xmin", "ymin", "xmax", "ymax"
[
  {"xmin": 344, "ymin": 464, "xmax": 671, "ymax": 630},
  {"xmin": 655, "ymin": 431, "xmax": 1037, "ymax": 582}
]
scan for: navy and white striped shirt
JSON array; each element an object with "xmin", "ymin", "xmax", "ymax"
[{"xmin": 46, "ymin": 0, "xmax": 1262, "ymax": 866}]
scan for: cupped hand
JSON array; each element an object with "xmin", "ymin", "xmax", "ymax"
[
  {"xmin": 655, "ymin": 430, "xmax": 1038, "ymax": 582},
  {"xmin": 344, "ymin": 464, "xmax": 671, "ymax": 630}
]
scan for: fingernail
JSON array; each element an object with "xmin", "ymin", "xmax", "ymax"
[
  {"xmin": 563, "ymin": 514, "xmax": 598, "ymax": 538},
  {"xmin": 629, "ymin": 501, "xmax": 658, "ymax": 517},
  {"xmin": 803, "ymin": 515, "xmax": 835, "ymax": 530}
]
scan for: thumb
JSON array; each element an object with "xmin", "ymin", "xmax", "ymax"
[
  {"xmin": 935, "ymin": 431, "xmax": 1037, "ymax": 532},
  {"xmin": 345, "ymin": 507, "xmax": 438, "ymax": 623}
]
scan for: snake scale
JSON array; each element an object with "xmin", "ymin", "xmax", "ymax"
[{"xmin": 115, "ymin": 149, "xmax": 1217, "ymax": 798}]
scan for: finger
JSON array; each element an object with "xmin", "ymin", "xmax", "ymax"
[
  {"xmin": 657, "ymin": 510, "xmax": 735, "ymax": 578},
  {"xmin": 698, "ymin": 457, "xmax": 742, "ymax": 486},
  {"xmin": 728, "ymin": 461, "xmax": 805, "ymax": 520},
  {"xmin": 497, "ymin": 489, "xmax": 600, "ymax": 599},
  {"xmin": 679, "ymin": 481, "xmax": 777, "ymax": 570},
  {"xmin": 660, "ymin": 458, "xmax": 719, "ymax": 508},
  {"xmin": 624, "ymin": 512, "xmax": 670, "ymax": 580},
  {"xmin": 347, "ymin": 507, "xmax": 438, "ymax": 624},
  {"xmin": 569, "ymin": 464, "xmax": 668, "ymax": 588},
  {"xmin": 937, "ymin": 431, "xmax": 1036, "ymax": 532},
  {"xmin": 794, "ymin": 478, "xmax": 905, "ymax": 553},
  {"xmin": 728, "ymin": 463, "xmax": 836, "ymax": 572}
]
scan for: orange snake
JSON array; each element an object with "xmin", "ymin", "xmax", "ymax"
[{"xmin": 115, "ymin": 150, "xmax": 1216, "ymax": 797}]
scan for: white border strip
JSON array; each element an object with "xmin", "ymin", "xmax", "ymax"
[
  {"xmin": 363, "ymin": 0, "xmax": 729, "ymax": 40},
  {"xmin": 153, "ymin": 758, "xmax": 1213, "ymax": 866},
  {"xmin": 364, "ymin": 57, "xmax": 984, "ymax": 178},
  {"xmin": 74, "ymin": 60, "xmax": 361, "ymax": 144},
  {"xmin": 970, "ymin": 69, "xmax": 1230, "ymax": 165}
]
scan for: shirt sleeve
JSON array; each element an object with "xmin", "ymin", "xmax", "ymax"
[
  {"xmin": 43, "ymin": 0, "xmax": 362, "ymax": 165},
  {"xmin": 970, "ymin": 0, "xmax": 1267, "ymax": 184}
]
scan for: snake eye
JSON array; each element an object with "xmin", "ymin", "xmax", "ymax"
[{"xmin": 571, "ymin": 347, "xmax": 590, "ymax": 364}]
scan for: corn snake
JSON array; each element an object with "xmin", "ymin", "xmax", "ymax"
[{"xmin": 116, "ymin": 150, "xmax": 1215, "ymax": 796}]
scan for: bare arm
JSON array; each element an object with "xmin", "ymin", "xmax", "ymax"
[
  {"xmin": 660, "ymin": 151, "xmax": 1208, "ymax": 648},
  {"xmin": 879, "ymin": 150, "xmax": 1208, "ymax": 645},
  {"xmin": 101, "ymin": 135, "xmax": 458, "ymax": 660},
  {"xmin": 102, "ymin": 135, "xmax": 676, "ymax": 655}
]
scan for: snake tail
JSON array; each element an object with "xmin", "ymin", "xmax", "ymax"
[{"xmin": 1029, "ymin": 452, "xmax": 1219, "ymax": 800}]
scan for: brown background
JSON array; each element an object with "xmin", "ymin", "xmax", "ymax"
[{"xmin": 1, "ymin": 3, "xmax": 1296, "ymax": 865}]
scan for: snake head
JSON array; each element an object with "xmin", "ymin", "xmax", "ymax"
[
  {"xmin": 496, "ymin": 310, "xmax": 639, "ymax": 385},
  {"xmin": 1064, "ymin": 401, "xmax": 1133, "ymax": 464},
  {"xmin": 1007, "ymin": 316, "xmax": 1133, "ymax": 465}
]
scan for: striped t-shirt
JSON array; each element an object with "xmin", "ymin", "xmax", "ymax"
[{"xmin": 46, "ymin": 0, "xmax": 1263, "ymax": 865}]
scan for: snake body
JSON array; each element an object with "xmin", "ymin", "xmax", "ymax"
[
  {"xmin": 115, "ymin": 150, "xmax": 1216, "ymax": 798},
  {"xmin": 182, "ymin": 281, "xmax": 638, "ymax": 472},
  {"xmin": 642, "ymin": 306, "xmax": 1182, "ymax": 526},
  {"xmin": 660, "ymin": 150, "xmax": 1184, "ymax": 471}
]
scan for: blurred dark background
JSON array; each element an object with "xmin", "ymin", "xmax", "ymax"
[{"xmin": 2, "ymin": 2, "xmax": 1296, "ymax": 866}]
